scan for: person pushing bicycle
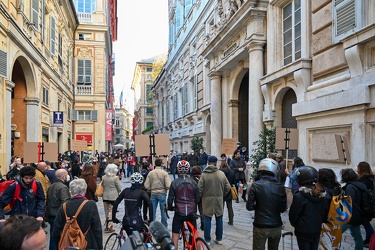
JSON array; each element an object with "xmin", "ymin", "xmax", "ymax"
[
  {"xmin": 167, "ymin": 160, "xmax": 200, "ymax": 248},
  {"xmin": 112, "ymin": 172, "xmax": 153, "ymax": 236}
]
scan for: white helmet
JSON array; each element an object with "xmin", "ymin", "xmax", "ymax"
[
  {"xmin": 130, "ymin": 172, "xmax": 144, "ymax": 184},
  {"xmin": 258, "ymin": 158, "xmax": 278, "ymax": 176}
]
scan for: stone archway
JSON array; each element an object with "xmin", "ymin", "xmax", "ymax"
[{"xmin": 10, "ymin": 56, "xmax": 36, "ymax": 158}]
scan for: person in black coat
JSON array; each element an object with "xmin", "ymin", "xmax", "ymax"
[
  {"xmin": 357, "ymin": 161, "xmax": 375, "ymax": 246},
  {"xmin": 170, "ymin": 151, "xmax": 179, "ymax": 180},
  {"xmin": 340, "ymin": 168, "xmax": 366, "ymax": 250},
  {"xmin": 229, "ymin": 149, "xmax": 247, "ymax": 202},
  {"xmin": 289, "ymin": 166, "xmax": 327, "ymax": 250},
  {"xmin": 220, "ymin": 160, "xmax": 236, "ymax": 226},
  {"xmin": 52, "ymin": 179, "xmax": 103, "ymax": 249}
]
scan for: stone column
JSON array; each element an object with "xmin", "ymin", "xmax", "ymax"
[
  {"xmin": 229, "ymin": 100, "xmax": 239, "ymax": 141},
  {"xmin": 209, "ymin": 72, "xmax": 222, "ymax": 157},
  {"xmin": 6, "ymin": 80, "xmax": 15, "ymax": 167},
  {"xmin": 24, "ymin": 97, "xmax": 40, "ymax": 142},
  {"xmin": 248, "ymin": 41, "xmax": 265, "ymax": 154}
]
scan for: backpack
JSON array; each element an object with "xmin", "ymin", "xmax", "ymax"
[
  {"xmin": 357, "ymin": 181, "xmax": 375, "ymax": 218},
  {"xmin": 326, "ymin": 191, "xmax": 353, "ymax": 225},
  {"xmin": 0, "ymin": 180, "xmax": 38, "ymax": 215},
  {"xmin": 58, "ymin": 200, "xmax": 89, "ymax": 250}
]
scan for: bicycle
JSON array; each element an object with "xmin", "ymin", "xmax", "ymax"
[
  {"xmin": 179, "ymin": 220, "xmax": 210, "ymax": 250},
  {"xmin": 104, "ymin": 219, "xmax": 153, "ymax": 250}
]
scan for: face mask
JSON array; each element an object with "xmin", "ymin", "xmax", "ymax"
[{"xmin": 65, "ymin": 175, "xmax": 70, "ymax": 182}]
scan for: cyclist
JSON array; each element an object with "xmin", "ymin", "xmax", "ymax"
[
  {"xmin": 167, "ymin": 160, "xmax": 200, "ymax": 248},
  {"xmin": 112, "ymin": 172, "xmax": 153, "ymax": 236}
]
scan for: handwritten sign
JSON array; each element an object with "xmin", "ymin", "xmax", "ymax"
[
  {"xmin": 71, "ymin": 140, "xmax": 87, "ymax": 152},
  {"xmin": 221, "ymin": 138, "xmax": 237, "ymax": 155}
]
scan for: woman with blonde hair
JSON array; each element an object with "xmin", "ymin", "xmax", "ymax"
[{"xmin": 102, "ymin": 163, "xmax": 122, "ymax": 233}]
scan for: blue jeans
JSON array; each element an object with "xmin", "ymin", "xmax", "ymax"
[
  {"xmin": 200, "ymin": 164, "xmax": 207, "ymax": 171},
  {"xmin": 48, "ymin": 216, "xmax": 57, "ymax": 250},
  {"xmin": 342, "ymin": 224, "xmax": 363, "ymax": 250},
  {"xmin": 151, "ymin": 194, "xmax": 168, "ymax": 228},
  {"xmin": 127, "ymin": 164, "xmax": 134, "ymax": 177},
  {"xmin": 203, "ymin": 214, "xmax": 223, "ymax": 243}
]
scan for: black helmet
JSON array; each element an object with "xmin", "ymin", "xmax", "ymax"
[
  {"xmin": 258, "ymin": 158, "xmax": 278, "ymax": 176},
  {"xmin": 296, "ymin": 166, "xmax": 318, "ymax": 185}
]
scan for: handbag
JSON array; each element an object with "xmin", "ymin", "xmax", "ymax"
[
  {"xmin": 95, "ymin": 180, "xmax": 104, "ymax": 197},
  {"xmin": 231, "ymin": 185, "xmax": 238, "ymax": 200}
]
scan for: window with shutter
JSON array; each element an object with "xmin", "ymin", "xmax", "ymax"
[
  {"xmin": 77, "ymin": 60, "xmax": 92, "ymax": 85},
  {"xmin": 185, "ymin": 0, "xmax": 192, "ymax": 17},
  {"xmin": 75, "ymin": 0, "xmax": 96, "ymax": 13},
  {"xmin": 283, "ymin": 0, "xmax": 301, "ymax": 66},
  {"xmin": 175, "ymin": 4, "xmax": 182, "ymax": 32},
  {"xmin": 333, "ymin": 0, "xmax": 361, "ymax": 42},
  {"xmin": 91, "ymin": 110, "xmax": 98, "ymax": 121},
  {"xmin": 31, "ymin": 0, "xmax": 39, "ymax": 28},
  {"xmin": 0, "ymin": 49, "xmax": 7, "ymax": 78},
  {"xmin": 72, "ymin": 110, "xmax": 78, "ymax": 121},
  {"xmin": 193, "ymin": 74, "xmax": 198, "ymax": 111},
  {"xmin": 50, "ymin": 16, "xmax": 56, "ymax": 55}
]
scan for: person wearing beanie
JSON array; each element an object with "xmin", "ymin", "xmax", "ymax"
[{"xmin": 0, "ymin": 166, "xmax": 45, "ymax": 222}]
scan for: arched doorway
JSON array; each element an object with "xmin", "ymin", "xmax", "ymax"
[
  {"xmin": 282, "ymin": 88, "xmax": 298, "ymax": 158},
  {"xmin": 238, "ymin": 73, "xmax": 249, "ymax": 148},
  {"xmin": 11, "ymin": 59, "xmax": 28, "ymax": 158}
]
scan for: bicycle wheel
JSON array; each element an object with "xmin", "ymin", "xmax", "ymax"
[
  {"xmin": 104, "ymin": 233, "xmax": 123, "ymax": 250},
  {"xmin": 195, "ymin": 237, "xmax": 211, "ymax": 250}
]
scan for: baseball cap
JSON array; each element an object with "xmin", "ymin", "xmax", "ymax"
[{"xmin": 208, "ymin": 155, "xmax": 218, "ymax": 163}]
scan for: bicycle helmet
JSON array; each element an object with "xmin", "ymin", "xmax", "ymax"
[
  {"xmin": 177, "ymin": 160, "xmax": 190, "ymax": 174},
  {"xmin": 258, "ymin": 158, "xmax": 278, "ymax": 176},
  {"xmin": 130, "ymin": 172, "xmax": 144, "ymax": 184},
  {"xmin": 296, "ymin": 165, "xmax": 318, "ymax": 185}
]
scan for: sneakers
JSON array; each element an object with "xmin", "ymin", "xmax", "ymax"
[
  {"xmin": 214, "ymin": 239, "xmax": 223, "ymax": 245},
  {"xmin": 228, "ymin": 221, "xmax": 233, "ymax": 226}
]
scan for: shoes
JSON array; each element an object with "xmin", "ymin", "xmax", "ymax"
[
  {"xmin": 228, "ymin": 222, "xmax": 233, "ymax": 226},
  {"xmin": 242, "ymin": 197, "xmax": 248, "ymax": 202},
  {"xmin": 235, "ymin": 200, "xmax": 239, "ymax": 203},
  {"xmin": 214, "ymin": 239, "xmax": 223, "ymax": 245},
  {"xmin": 200, "ymin": 225, "xmax": 204, "ymax": 231},
  {"xmin": 104, "ymin": 226, "xmax": 115, "ymax": 233}
]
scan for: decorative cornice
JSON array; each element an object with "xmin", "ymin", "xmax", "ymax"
[
  {"xmin": 24, "ymin": 97, "xmax": 40, "ymax": 105},
  {"xmin": 6, "ymin": 80, "xmax": 15, "ymax": 91}
]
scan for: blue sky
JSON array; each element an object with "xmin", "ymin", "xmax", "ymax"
[{"xmin": 113, "ymin": 0, "xmax": 169, "ymax": 112}]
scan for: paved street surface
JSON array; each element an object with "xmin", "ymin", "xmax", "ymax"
[{"xmin": 46, "ymin": 174, "xmax": 368, "ymax": 249}]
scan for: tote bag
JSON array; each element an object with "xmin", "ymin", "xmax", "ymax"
[{"xmin": 95, "ymin": 180, "xmax": 104, "ymax": 197}]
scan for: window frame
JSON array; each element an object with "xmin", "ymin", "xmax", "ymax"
[
  {"xmin": 50, "ymin": 15, "xmax": 56, "ymax": 56},
  {"xmin": 42, "ymin": 86, "xmax": 49, "ymax": 106},
  {"xmin": 77, "ymin": 59, "xmax": 92, "ymax": 85},
  {"xmin": 282, "ymin": 0, "xmax": 301, "ymax": 66}
]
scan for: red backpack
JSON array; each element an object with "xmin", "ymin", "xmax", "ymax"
[{"xmin": 0, "ymin": 180, "xmax": 38, "ymax": 214}]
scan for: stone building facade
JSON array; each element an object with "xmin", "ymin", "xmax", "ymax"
[
  {"xmin": 0, "ymin": 0, "xmax": 116, "ymax": 170},
  {"xmin": 153, "ymin": 0, "xmax": 375, "ymax": 170}
]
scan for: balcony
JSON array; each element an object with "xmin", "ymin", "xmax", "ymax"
[
  {"xmin": 77, "ymin": 13, "xmax": 92, "ymax": 23},
  {"xmin": 75, "ymin": 85, "xmax": 93, "ymax": 95}
]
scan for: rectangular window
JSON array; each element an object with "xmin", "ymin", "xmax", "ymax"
[
  {"xmin": 42, "ymin": 86, "xmax": 49, "ymax": 106},
  {"xmin": 75, "ymin": 0, "xmax": 96, "ymax": 13},
  {"xmin": 193, "ymin": 74, "xmax": 198, "ymax": 111},
  {"xmin": 58, "ymin": 34, "xmax": 63, "ymax": 66},
  {"xmin": 146, "ymin": 84, "xmax": 152, "ymax": 103},
  {"xmin": 31, "ymin": 0, "xmax": 39, "ymax": 28},
  {"xmin": 146, "ymin": 107, "xmax": 153, "ymax": 116},
  {"xmin": 50, "ymin": 16, "xmax": 56, "ymax": 55},
  {"xmin": 77, "ymin": 60, "xmax": 92, "ymax": 85},
  {"xmin": 146, "ymin": 122, "xmax": 153, "ymax": 128},
  {"xmin": 72, "ymin": 110, "xmax": 98, "ymax": 121},
  {"xmin": 283, "ymin": 0, "xmax": 301, "ymax": 65},
  {"xmin": 116, "ymin": 129, "xmax": 120, "ymax": 134},
  {"xmin": 58, "ymin": 99, "xmax": 61, "ymax": 111},
  {"xmin": 68, "ymin": 106, "xmax": 71, "ymax": 120},
  {"xmin": 182, "ymin": 84, "xmax": 188, "ymax": 115},
  {"xmin": 173, "ymin": 94, "xmax": 177, "ymax": 120},
  {"xmin": 175, "ymin": 3, "xmax": 182, "ymax": 32},
  {"xmin": 146, "ymin": 67, "xmax": 152, "ymax": 72},
  {"xmin": 185, "ymin": 0, "xmax": 192, "ymax": 16}
]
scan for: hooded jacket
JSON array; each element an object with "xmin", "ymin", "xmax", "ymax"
[
  {"xmin": 198, "ymin": 164, "xmax": 231, "ymax": 217},
  {"xmin": 343, "ymin": 180, "xmax": 367, "ymax": 225},
  {"xmin": 0, "ymin": 176, "xmax": 45, "ymax": 219},
  {"xmin": 289, "ymin": 186, "xmax": 327, "ymax": 240}
]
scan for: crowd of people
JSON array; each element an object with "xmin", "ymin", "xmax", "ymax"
[{"xmin": 0, "ymin": 145, "xmax": 374, "ymax": 250}]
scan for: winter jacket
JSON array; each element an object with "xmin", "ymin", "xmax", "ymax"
[
  {"xmin": 34, "ymin": 169, "xmax": 51, "ymax": 198},
  {"xmin": 220, "ymin": 167, "xmax": 236, "ymax": 201},
  {"xmin": 199, "ymin": 152, "xmax": 208, "ymax": 165},
  {"xmin": 198, "ymin": 164, "xmax": 231, "ymax": 217},
  {"xmin": 112, "ymin": 185, "xmax": 153, "ymax": 233},
  {"xmin": 46, "ymin": 180, "xmax": 70, "ymax": 217},
  {"xmin": 344, "ymin": 180, "xmax": 367, "ymax": 225},
  {"xmin": 144, "ymin": 167, "xmax": 171, "ymax": 195},
  {"xmin": 0, "ymin": 177, "xmax": 45, "ymax": 219},
  {"xmin": 229, "ymin": 157, "xmax": 246, "ymax": 180},
  {"xmin": 81, "ymin": 172, "xmax": 97, "ymax": 201},
  {"xmin": 102, "ymin": 175, "xmax": 121, "ymax": 201},
  {"xmin": 247, "ymin": 175, "xmax": 287, "ymax": 228},
  {"xmin": 359, "ymin": 174, "xmax": 375, "ymax": 190},
  {"xmin": 52, "ymin": 197, "xmax": 103, "ymax": 249},
  {"xmin": 289, "ymin": 186, "xmax": 327, "ymax": 240},
  {"xmin": 167, "ymin": 175, "xmax": 200, "ymax": 216},
  {"xmin": 188, "ymin": 154, "xmax": 199, "ymax": 167}
]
